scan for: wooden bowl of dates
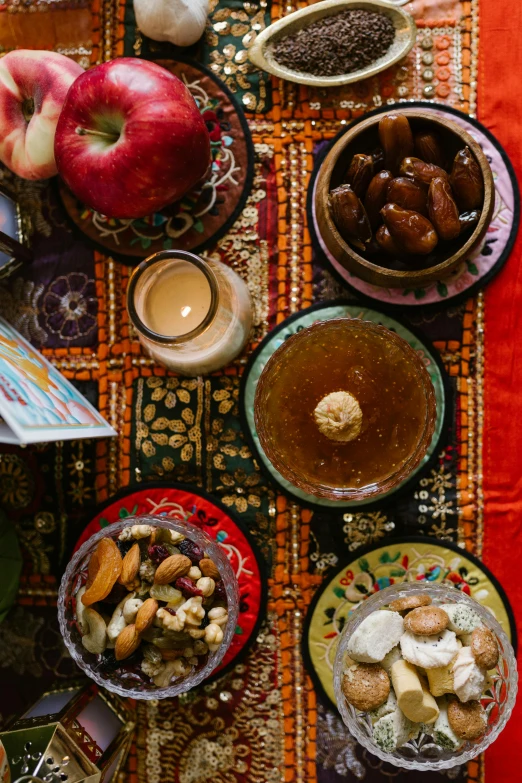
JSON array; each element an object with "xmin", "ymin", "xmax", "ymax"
[{"xmin": 315, "ymin": 109, "xmax": 495, "ymax": 288}]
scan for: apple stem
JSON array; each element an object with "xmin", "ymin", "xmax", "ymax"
[{"xmin": 75, "ymin": 126, "xmax": 120, "ymax": 142}]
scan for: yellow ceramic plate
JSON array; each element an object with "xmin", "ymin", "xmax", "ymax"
[{"xmin": 303, "ymin": 536, "xmax": 516, "ymax": 706}]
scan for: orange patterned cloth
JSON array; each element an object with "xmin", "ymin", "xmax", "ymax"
[{"xmin": 0, "ymin": 1, "xmax": 519, "ymax": 782}]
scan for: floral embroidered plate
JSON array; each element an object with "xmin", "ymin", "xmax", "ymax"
[
  {"xmin": 302, "ymin": 536, "xmax": 517, "ymax": 707},
  {"xmin": 75, "ymin": 483, "xmax": 267, "ymax": 679},
  {"xmin": 241, "ymin": 301, "xmax": 448, "ymax": 512},
  {"xmin": 308, "ymin": 103, "xmax": 519, "ymax": 308},
  {"xmin": 59, "ymin": 59, "xmax": 254, "ymax": 264}
]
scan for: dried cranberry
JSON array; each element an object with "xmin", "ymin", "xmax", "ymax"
[
  {"xmin": 213, "ymin": 581, "xmax": 227, "ymax": 602},
  {"xmin": 175, "ymin": 577, "xmax": 203, "ymax": 597},
  {"xmin": 165, "ymin": 607, "xmax": 177, "ymax": 616},
  {"xmin": 178, "ymin": 539, "xmax": 204, "ymax": 563},
  {"xmin": 148, "ymin": 544, "xmax": 170, "ymax": 565}
]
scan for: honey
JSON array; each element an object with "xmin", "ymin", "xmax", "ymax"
[{"xmin": 255, "ymin": 319, "xmax": 436, "ymax": 499}]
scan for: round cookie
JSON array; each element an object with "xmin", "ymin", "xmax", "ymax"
[
  {"xmin": 447, "ymin": 698, "xmax": 486, "ymax": 740},
  {"xmin": 342, "ymin": 661, "xmax": 390, "ymax": 712},
  {"xmin": 404, "ymin": 606, "xmax": 449, "ymax": 636},
  {"xmin": 389, "ymin": 594, "xmax": 432, "ymax": 613},
  {"xmin": 471, "ymin": 627, "xmax": 499, "ymax": 670}
]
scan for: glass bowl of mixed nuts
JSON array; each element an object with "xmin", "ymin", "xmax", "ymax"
[
  {"xmin": 332, "ymin": 583, "xmax": 517, "ymax": 770},
  {"xmin": 58, "ymin": 515, "xmax": 239, "ymax": 699}
]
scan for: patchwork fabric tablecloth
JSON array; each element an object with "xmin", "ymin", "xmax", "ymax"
[{"xmin": 0, "ymin": 1, "xmax": 520, "ymax": 782}]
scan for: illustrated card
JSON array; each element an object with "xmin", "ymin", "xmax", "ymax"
[{"xmin": 0, "ymin": 317, "xmax": 116, "ymax": 444}]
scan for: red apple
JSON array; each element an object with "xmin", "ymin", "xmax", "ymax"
[
  {"xmin": 0, "ymin": 50, "xmax": 83, "ymax": 180},
  {"xmin": 54, "ymin": 58, "xmax": 211, "ymax": 219}
]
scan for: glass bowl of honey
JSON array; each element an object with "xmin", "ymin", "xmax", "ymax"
[{"xmin": 254, "ymin": 318, "xmax": 436, "ymax": 501}]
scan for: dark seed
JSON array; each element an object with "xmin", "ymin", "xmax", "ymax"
[{"xmin": 272, "ymin": 9, "xmax": 395, "ymax": 78}]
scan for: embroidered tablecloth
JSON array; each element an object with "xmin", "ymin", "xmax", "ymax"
[{"xmin": 0, "ymin": 1, "xmax": 520, "ymax": 782}]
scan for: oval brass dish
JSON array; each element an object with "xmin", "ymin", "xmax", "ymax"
[
  {"xmin": 315, "ymin": 109, "xmax": 495, "ymax": 288},
  {"xmin": 249, "ymin": 0, "xmax": 417, "ymax": 87}
]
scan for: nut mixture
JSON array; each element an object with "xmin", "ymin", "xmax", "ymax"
[
  {"xmin": 342, "ymin": 593, "xmax": 500, "ymax": 755},
  {"xmin": 74, "ymin": 524, "xmax": 230, "ymax": 687}
]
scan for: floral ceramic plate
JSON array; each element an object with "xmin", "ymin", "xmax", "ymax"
[
  {"xmin": 240, "ymin": 300, "xmax": 449, "ymax": 512},
  {"xmin": 75, "ymin": 483, "xmax": 267, "ymax": 680},
  {"xmin": 59, "ymin": 59, "xmax": 254, "ymax": 264},
  {"xmin": 303, "ymin": 536, "xmax": 517, "ymax": 707},
  {"xmin": 308, "ymin": 102, "xmax": 519, "ymax": 309}
]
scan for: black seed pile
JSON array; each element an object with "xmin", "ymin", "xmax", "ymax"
[{"xmin": 272, "ymin": 10, "xmax": 396, "ymax": 77}]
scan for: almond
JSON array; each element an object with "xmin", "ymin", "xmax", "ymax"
[
  {"xmin": 154, "ymin": 554, "xmax": 191, "ymax": 585},
  {"xmin": 199, "ymin": 558, "xmax": 220, "ymax": 580},
  {"xmin": 115, "ymin": 623, "xmax": 140, "ymax": 660},
  {"xmin": 135, "ymin": 598, "xmax": 159, "ymax": 634},
  {"xmin": 119, "ymin": 543, "xmax": 141, "ymax": 586}
]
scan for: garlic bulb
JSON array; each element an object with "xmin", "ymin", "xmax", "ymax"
[{"xmin": 134, "ymin": 0, "xmax": 209, "ymax": 48}]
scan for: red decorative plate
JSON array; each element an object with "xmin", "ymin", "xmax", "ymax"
[{"xmin": 75, "ymin": 483, "xmax": 266, "ymax": 679}]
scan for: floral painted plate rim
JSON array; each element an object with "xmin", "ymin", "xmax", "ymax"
[
  {"xmin": 75, "ymin": 482, "xmax": 268, "ymax": 682},
  {"xmin": 302, "ymin": 535, "xmax": 517, "ymax": 708},
  {"xmin": 240, "ymin": 300, "xmax": 449, "ymax": 513},
  {"xmin": 307, "ymin": 102, "xmax": 520, "ymax": 309},
  {"xmin": 58, "ymin": 57, "xmax": 255, "ymax": 265}
]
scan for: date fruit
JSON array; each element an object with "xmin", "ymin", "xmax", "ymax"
[
  {"xmin": 346, "ymin": 153, "xmax": 374, "ymax": 198},
  {"xmin": 376, "ymin": 225, "xmax": 401, "ymax": 255},
  {"xmin": 400, "ymin": 157, "xmax": 448, "ymax": 185},
  {"xmin": 378, "ymin": 113, "xmax": 414, "ymax": 174},
  {"xmin": 428, "ymin": 177, "xmax": 461, "ymax": 241},
  {"xmin": 414, "ymin": 131, "xmax": 445, "ymax": 168},
  {"xmin": 371, "ymin": 147, "xmax": 386, "ymax": 172},
  {"xmin": 364, "ymin": 170, "xmax": 393, "ymax": 229},
  {"xmin": 459, "ymin": 210, "xmax": 481, "ymax": 231},
  {"xmin": 381, "ymin": 203, "xmax": 438, "ymax": 255},
  {"xmin": 386, "ymin": 176, "xmax": 428, "ymax": 216},
  {"xmin": 450, "ymin": 147, "xmax": 484, "ymax": 210},
  {"xmin": 329, "ymin": 184, "xmax": 372, "ymax": 251}
]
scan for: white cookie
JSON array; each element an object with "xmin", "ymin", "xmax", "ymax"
[
  {"xmin": 400, "ymin": 629, "xmax": 459, "ymax": 669},
  {"xmin": 440, "ymin": 604, "xmax": 482, "ymax": 635},
  {"xmin": 347, "ymin": 610, "xmax": 404, "ymax": 663},
  {"xmin": 452, "ymin": 646, "xmax": 486, "ymax": 702},
  {"xmin": 373, "ymin": 706, "xmax": 415, "ymax": 752}
]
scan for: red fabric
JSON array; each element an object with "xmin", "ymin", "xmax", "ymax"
[{"xmin": 480, "ymin": 0, "xmax": 522, "ymax": 775}]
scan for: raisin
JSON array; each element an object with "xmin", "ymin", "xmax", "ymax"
[
  {"xmin": 95, "ymin": 648, "xmax": 142, "ymax": 674},
  {"xmin": 178, "ymin": 540, "xmax": 204, "ymax": 563},
  {"xmin": 213, "ymin": 581, "xmax": 227, "ymax": 602},
  {"xmin": 100, "ymin": 582, "xmax": 128, "ymax": 606},
  {"xmin": 116, "ymin": 540, "xmax": 134, "ymax": 556},
  {"xmin": 200, "ymin": 613, "xmax": 210, "ymax": 629},
  {"xmin": 148, "ymin": 544, "xmax": 171, "ymax": 565},
  {"xmin": 175, "ymin": 577, "xmax": 203, "ymax": 598}
]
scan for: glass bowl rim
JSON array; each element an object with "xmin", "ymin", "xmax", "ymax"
[
  {"xmin": 58, "ymin": 515, "xmax": 240, "ymax": 700},
  {"xmin": 332, "ymin": 582, "xmax": 518, "ymax": 770},
  {"xmin": 254, "ymin": 317, "xmax": 437, "ymax": 500}
]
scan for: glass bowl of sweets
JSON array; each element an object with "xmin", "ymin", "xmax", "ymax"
[{"xmin": 333, "ymin": 582, "xmax": 517, "ymax": 770}]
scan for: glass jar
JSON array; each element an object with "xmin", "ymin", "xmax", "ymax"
[
  {"xmin": 254, "ymin": 318, "xmax": 436, "ymax": 502},
  {"xmin": 127, "ymin": 250, "xmax": 253, "ymax": 375},
  {"xmin": 333, "ymin": 583, "xmax": 518, "ymax": 770},
  {"xmin": 58, "ymin": 516, "xmax": 240, "ymax": 700}
]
